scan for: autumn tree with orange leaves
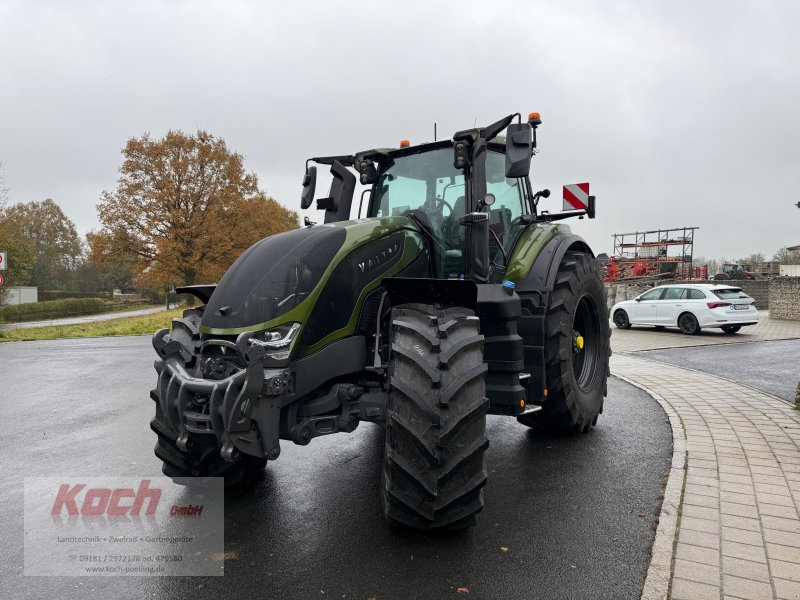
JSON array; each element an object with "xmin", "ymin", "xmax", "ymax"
[{"xmin": 89, "ymin": 130, "xmax": 298, "ymax": 289}]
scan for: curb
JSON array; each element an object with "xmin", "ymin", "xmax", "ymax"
[{"xmin": 611, "ymin": 369, "xmax": 687, "ymax": 600}]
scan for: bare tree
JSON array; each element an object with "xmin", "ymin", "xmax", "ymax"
[{"xmin": 774, "ymin": 247, "xmax": 800, "ymax": 265}]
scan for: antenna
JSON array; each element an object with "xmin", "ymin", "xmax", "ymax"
[{"xmin": 434, "ymin": 122, "xmax": 437, "ymax": 141}]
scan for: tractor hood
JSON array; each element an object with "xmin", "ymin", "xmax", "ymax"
[{"xmin": 200, "ymin": 217, "xmax": 423, "ymax": 335}]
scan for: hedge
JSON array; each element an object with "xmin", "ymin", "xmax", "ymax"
[
  {"xmin": 0, "ymin": 298, "xmax": 108, "ymax": 323},
  {"xmin": 39, "ymin": 290, "xmax": 111, "ymax": 302}
]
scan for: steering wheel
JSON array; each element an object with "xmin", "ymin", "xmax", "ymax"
[{"xmin": 425, "ymin": 197, "xmax": 452, "ymax": 216}]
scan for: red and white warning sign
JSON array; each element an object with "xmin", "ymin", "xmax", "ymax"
[
  {"xmin": 563, "ymin": 183, "xmax": 590, "ymax": 211},
  {"xmin": 0, "ymin": 274, "xmax": 4, "ymax": 286},
  {"xmin": 0, "ymin": 250, "xmax": 6, "ymax": 270}
]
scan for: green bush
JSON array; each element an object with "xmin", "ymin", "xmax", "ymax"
[
  {"xmin": 39, "ymin": 290, "xmax": 111, "ymax": 302},
  {"xmin": 0, "ymin": 298, "xmax": 108, "ymax": 323}
]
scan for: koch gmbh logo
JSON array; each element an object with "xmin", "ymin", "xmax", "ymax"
[
  {"xmin": 51, "ymin": 479, "xmax": 162, "ymax": 517},
  {"xmin": 25, "ymin": 476, "xmax": 225, "ymax": 576}
]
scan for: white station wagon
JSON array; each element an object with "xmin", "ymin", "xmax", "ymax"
[{"xmin": 611, "ymin": 283, "xmax": 759, "ymax": 335}]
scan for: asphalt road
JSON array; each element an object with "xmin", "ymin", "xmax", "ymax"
[
  {"xmin": 0, "ymin": 337, "xmax": 672, "ymax": 600},
  {"xmin": 0, "ymin": 305, "xmax": 173, "ymax": 331},
  {"xmin": 640, "ymin": 338, "xmax": 800, "ymax": 403}
]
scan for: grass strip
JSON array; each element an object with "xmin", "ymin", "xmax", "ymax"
[{"xmin": 0, "ymin": 308, "xmax": 184, "ymax": 342}]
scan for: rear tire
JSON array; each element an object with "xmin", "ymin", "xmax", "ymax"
[
  {"xmin": 721, "ymin": 325, "xmax": 741, "ymax": 334},
  {"xmin": 678, "ymin": 312, "xmax": 701, "ymax": 335},
  {"xmin": 519, "ymin": 252, "xmax": 610, "ymax": 434},
  {"xmin": 381, "ymin": 304, "xmax": 489, "ymax": 530},
  {"xmin": 151, "ymin": 402, "xmax": 266, "ymax": 488}
]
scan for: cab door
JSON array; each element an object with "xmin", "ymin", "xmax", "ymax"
[
  {"xmin": 656, "ymin": 287, "xmax": 687, "ymax": 325},
  {"xmin": 628, "ymin": 287, "xmax": 664, "ymax": 324}
]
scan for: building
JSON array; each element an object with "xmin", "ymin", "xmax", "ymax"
[{"xmin": 1, "ymin": 286, "xmax": 38, "ymax": 305}]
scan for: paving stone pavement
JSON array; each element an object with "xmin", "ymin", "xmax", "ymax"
[
  {"xmin": 610, "ymin": 312, "xmax": 800, "ymax": 354},
  {"xmin": 612, "ymin": 354, "xmax": 800, "ymax": 600}
]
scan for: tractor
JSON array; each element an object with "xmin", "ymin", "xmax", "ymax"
[
  {"xmin": 713, "ymin": 263, "xmax": 755, "ymax": 280},
  {"xmin": 149, "ymin": 112, "xmax": 611, "ymax": 530}
]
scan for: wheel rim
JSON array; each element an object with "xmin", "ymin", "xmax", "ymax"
[
  {"xmin": 572, "ymin": 295, "xmax": 600, "ymax": 391},
  {"xmin": 614, "ymin": 311, "xmax": 628, "ymax": 327},
  {"xmin": 680, "ymin": 314, "xmax": 695, "ymax": 332}
]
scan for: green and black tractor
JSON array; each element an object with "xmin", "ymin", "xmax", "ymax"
[{"xmin": 150, "ymin": 112, "xmax": 611, "ymax": 529}]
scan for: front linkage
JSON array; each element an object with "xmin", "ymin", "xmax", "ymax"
[
  {"xmin": 151, "ymin": 321, "xmax": 379, "ymax": 482},
  {"xmin": 153, "ymin": 328, "xmax": 287, "ymax": 464}
]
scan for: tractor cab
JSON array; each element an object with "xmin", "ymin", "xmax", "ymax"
[
  {"xmin": 365, "ymin": 141, "xmax": 528, "ymax": 280},
  {"xmin": 299, "ymin": 113, "xmax": 576, "ymax": 285}
]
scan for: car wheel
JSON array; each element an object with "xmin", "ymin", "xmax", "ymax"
[
  {"xmin": 721, "ymin": 325, "xmax": 741, "ymax": 334},
  {"xmin": 613, "ymin": 309, "xmax": 631, "ymax": 330},
  {"xmin": 678, "ymin": 312, "xmax": 701, "ymax": 335}
]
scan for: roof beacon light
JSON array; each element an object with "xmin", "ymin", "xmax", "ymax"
[
  {"xmin": 528, "ymin": 112, "xmax": 542, "ymax": 126},
  {"xmin": 399, "ymin": 139, "xmax": 411, "ymax": 148}
]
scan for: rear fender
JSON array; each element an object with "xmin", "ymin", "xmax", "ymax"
[
  {"xmin": 514, "ymin": 233, "xmax": 595, "ymax": 403},
  {"xmin": 515, "ymin": 233, "xmax": 594, "ymax": 297}
]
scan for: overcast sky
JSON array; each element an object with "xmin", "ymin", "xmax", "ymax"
[{"xmin": 1, "ymin": 0, "xmax": 799, "ymax": 260}]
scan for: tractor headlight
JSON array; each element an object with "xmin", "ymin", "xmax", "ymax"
[{"xmin": 253, "ymin": 323, "xmax": 301, "ymax": 360}]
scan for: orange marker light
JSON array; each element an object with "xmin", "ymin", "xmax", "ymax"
[
  {"xmin": 399, "ymin": 139, "xmax": 411, "ymax": 148},
  {"xmin": 543, "ymin": 388, "xmax": 548, "ymax": 398},
  {"xmin": 519, "ymin": 399, "xmax": 525, "ymax": 408},
  {"xmin": 528, "ymin": 112, "xmax": 540, "ymax": 121}
]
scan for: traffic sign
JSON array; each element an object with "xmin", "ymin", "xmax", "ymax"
[
  {"xmin": 563, "ymin": 183, "xmax": 590, "ymax": 211},
  {"xmin": 0, "ymin": 251, "xmax": 6, "ymax": 270},
  {"xmin": 0, "ymin": 274, "xmax": 4, "ymax": 286}
]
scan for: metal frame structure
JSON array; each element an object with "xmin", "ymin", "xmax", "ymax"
[{"xmin": 610, "ymin": 226, "xmax": 698, "ymax": 280}]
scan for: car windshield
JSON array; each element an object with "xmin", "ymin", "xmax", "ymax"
[
  {"xmin": 711, "ymin": 288, "xmax": 751, "ymax": 300},
  {"xmin": 370, "ymin": 147, "xmax": 525, "ymax": 277}
]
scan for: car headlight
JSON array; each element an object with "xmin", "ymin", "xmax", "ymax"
[{"xmin": 252, "ymin": 323, "xmax": 301, "ymax": 360}]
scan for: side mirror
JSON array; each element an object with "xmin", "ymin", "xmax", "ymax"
[
  {"xmin": 635, "ymin": 297, "xmax": 642, "ymax": 302},
  {"xmin": 300, "ymin": 165, "xmax": 317, "ymax": 210},
  {"xmin": 321, "ymin": 160, "xmax": 356, "ymax": 224},
  {"xmin": 505, "ymin": 123, "xmax": 533, "ymax": 178}
]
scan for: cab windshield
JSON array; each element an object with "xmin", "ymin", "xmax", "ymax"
[{"xmin": 370, "ymin": 148, "xmax": 525, "ymax": 277}]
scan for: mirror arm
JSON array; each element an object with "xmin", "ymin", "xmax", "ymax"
[{"xmin": 484, "ymin": 114, "xmax": 517, "ymax": 141}]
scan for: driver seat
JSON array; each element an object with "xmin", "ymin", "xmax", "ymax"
[{"xmin": 443, "ymin": 195, "xmax": 466, "ymax": 250}]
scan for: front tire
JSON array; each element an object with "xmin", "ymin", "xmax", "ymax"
[
  {"xmin": 381, "ymin": 304, "xmax": 489, "ymax": 530},
  {"xmin": 613, "ymin": 309, "xmax": 631, "ymax": 330},
  {"xmin": 519, "ymin": 252, "xmax": 611, "ymax": 433}
]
